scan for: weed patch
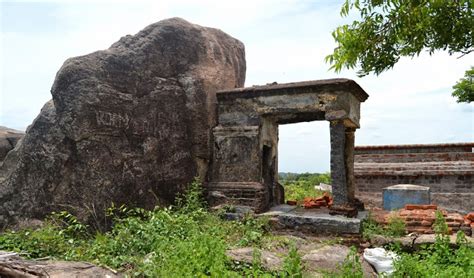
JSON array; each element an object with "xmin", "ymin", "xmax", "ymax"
[
  {"xmin": 0, "ymin": 180, "xmax": 300, "ymax": 277},
  {"xmin": 280, "ymin": 172, "xmax": 331, "ymax": 203}
]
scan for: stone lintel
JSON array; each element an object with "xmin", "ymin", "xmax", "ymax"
[{"xmin": 217, "ymin": 78, "xmax": 369, "ymax": 102}]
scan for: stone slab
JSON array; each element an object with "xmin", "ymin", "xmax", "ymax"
[
  {"xmin": 0, "ymin": 251, "xmax": 121, "ymax": 277},
  {"xmin": 260, "ymin": 204, "xmax": 297, "ymax": 216},
  {"xmin": 276, "ymin": 209, "xmax": 367, "ymax": 234},
  {"xmin": 383, "ymin": 184, "xmax": 430, "ymax": 211}
]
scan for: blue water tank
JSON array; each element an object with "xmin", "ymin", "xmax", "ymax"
[{"xmin": 383, "ymin": 184, "xmax": 431, "ymax": 211}]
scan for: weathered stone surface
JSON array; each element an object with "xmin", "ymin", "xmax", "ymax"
[
  {"xmin": 302, "ymin": 245, "xmax": 376, "ymax": 277},
  {"xmin": 226, "ymin": 247, "xmax": 283, "ymax": 271},
  {"xmin": 0, "ymin": 126, "xmax": 24, "ymax": 162},
  {"xmin": 277, "ymin": 211, "xmax": 364, "ymax": 234},
  {"xmin": 210, "ymin": 79, "xmax": 368, "ymax": 213},
  {"xmin": 371, "ymin": 234, "xmax": 474, "ymax": 250},
  {"xmin": 0, "ymin": 17, "xmax": 245, "ymax": 226},
  {"xmin": 369, "ymin": 234, "xmax": 415, "ymax": 249},
  {"xmin": 227, "ymin": 245, "xmax": 376, "ymax": 277},
  {"xmin": 302, "ymin": 245, "xmax": 350, "ymax": 270},
  {"xmin": 0, "ymin": 251, "xmax": 121, "ymax": 277},
  {"xmin": 259, "ymin": 206, "xmax": 367, "ymax": 234}
]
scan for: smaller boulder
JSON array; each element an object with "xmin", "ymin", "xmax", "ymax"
[
  {"xmin": 302, "ymin": 245, "xmax": 376, "ymax": 277},
  {"xmin": 0, "ymin": 126, "xmax": 24, "ymax": 162},
  {"xmin": 226, "ymin": 247, "xmax": 282, "ymax": 271}
]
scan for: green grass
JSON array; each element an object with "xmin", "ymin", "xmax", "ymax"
[
  {"xmin": 362, "ymin": 212, "xmax": 406, "ymax": 240},
  {"xmin": 361, "ymin": 210, "xmax": 474, "ymax": 277},
  {"xmin": 1, "ymin": 179, "xmax": 472, "ymax": 277},
  {"xmin": 391, "ymin": 211, "xmax": 474, "ymax": 277},
  {"xmin": 0, "ymin": 179, "xmax": 303, "ymax": 277},
  {"xmin": 323, "ymin": 246, "xmax": 364, "ymax": 278},
  {"xmin": 279, "ymin": 172, "xmax": 331, "ymax": 203}
]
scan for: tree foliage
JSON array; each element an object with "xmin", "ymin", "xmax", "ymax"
[
  {"xmin": 452, "ymin": 66, "xmax": 474, "ymax": 103},
  {"xmin": 326, "ymin": 0, "xmax": 473, "ymax": 102}
]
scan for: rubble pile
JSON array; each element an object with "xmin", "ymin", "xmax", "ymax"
[
  {"xmin": 381, "ymin": 204, "xmax": 472, "ymax": 235},
  {"xmin": 302, "ymin": 192, "xmax": 333, "ymax": 209}
]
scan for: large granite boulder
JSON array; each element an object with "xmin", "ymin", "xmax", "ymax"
[
  {"xmin": 0, "ymin": 126, "xmax": 24, "ymax": 162},
  {"xmin": 0, "ymin": 18, "xmax": 245, "ymax": 227}
]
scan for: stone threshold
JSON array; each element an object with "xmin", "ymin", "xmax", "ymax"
[{"xmin": 260, "ymin": 204, "xmax": 368, "ymax": 234}]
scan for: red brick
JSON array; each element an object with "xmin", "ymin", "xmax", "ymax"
[
  {"xmin": 406, "ymin": 220, "xmax": 423, "ymax": 226},
  {"xmin": 446, "ymin": 213, "xmax": 464, "ymax": 222},
  {"xmin": 406, "ymin": 227, "xmax": 433, "ymax": 234},
  {"xmin": 420, "ymin": 220, "xmax": 433, "ymax": 227},
  {"xmin": 303, "ymin": 197, "xmax": 327, "ymax": 209},
  {"xmin": 399, "ymin": 210, "xmax": 410, "ymax": 217},
  {"xmin": 405, "ymin": 204, "xmax": 437, "ymax": 210},
  {"xmin": 465, "ymin": 212, "xmax": 474, "ymax": 222},
  {"xmin": 406, "ymin": 216, "xmax": 422, "ymax": 221},
  {"xmin": 446, "ymin": 222, "xmax": 461, "ymax": 228}
]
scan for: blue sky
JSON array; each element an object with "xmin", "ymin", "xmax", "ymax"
[{"xmin": 1, "ymin": 0, "xmax": 473, "ymax": 173}]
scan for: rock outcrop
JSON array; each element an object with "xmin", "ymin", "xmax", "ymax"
[
  {"xmin": 0, "ymin": 251, "xmax": 121, "ymax": 277},
  {"xmin": 0, "ymin": 126, "xmax": 24, "ymax": 162},
  {"xmin": 0, "ymin": 18, "xmax": 245, "ymax": 227}
]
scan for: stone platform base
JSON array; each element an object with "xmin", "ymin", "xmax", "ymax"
[{"xmin": 260, "ymin": 205, "xmax": 367, "ymax": 234}]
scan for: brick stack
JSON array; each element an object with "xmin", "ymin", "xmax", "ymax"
[
  {"xmin": 302, "ymin": 192, "xmax": 333, "ymax": 209},
  {"xmin": 385, "ymin": 204, "xmax": 471, "ymax": 235},
  {"xmin": 465, "ymin": 213, "xmax": 474, "ymax": 234},
  {"xmin": 354, "ymin": 142, "xmax": 474, "ymax": 212}
]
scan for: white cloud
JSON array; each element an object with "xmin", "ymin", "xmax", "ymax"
[{"xmin": 1, "ymin": 0, "xmax": 473, "ymax": 172}]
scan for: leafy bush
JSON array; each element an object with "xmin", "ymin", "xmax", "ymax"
[
  {"xmin": 393, "ymin": 231, "xmax": 474, "ymax": 277},
  {"xmin": 385, "ymin": 213, "xmax": 406, "ymax": 237},
  {"xmin": 362, "ymin": 212, "xmax": 405, "ymax": 240},
  {"xmin": 279, "ymin": 172, "xmax": 331, "ymax": 203},
  {"xmin": 0, "ymin": 179, "xmax": 305, "ymax": 277},
  {"xmin": 392, "ymin": 211, "xmax": 474, "ymax": 277},
  {"xmin": 324, "ymin": 246, "xmax": 364, "ymax": 278},
  {"xmin": 361, "ymin": 213, "xmax": 386, "ymax": 240},
  {"xmin": 282, "ymin": 244, "xmax": 304, "ymax": 278}
]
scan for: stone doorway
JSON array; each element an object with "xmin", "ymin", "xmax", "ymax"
[
  {"xmin": 207, "ymin": 79, "xmax": 368, "ymax": 216},
  {"xmin": 274, "ymin": 121, "xmax": 331, "ymax": 209},
  {"xmin": 278, "ymin": 121, "xmax": 330, "ymax": 176}
]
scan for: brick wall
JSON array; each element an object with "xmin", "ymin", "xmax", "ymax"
[{"xmin": 355, "ymin": 143, "xmax": 474, "ymax": 212}]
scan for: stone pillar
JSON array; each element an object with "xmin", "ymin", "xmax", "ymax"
[
  {"xmin": 329, "ymin": 120, "xmax": 358, "ymax": 217},
  {"xmin": 345, "ymin": 127, "xmax": 356, "ymax": 202},
  {"xmin": 330, "ymin": 120, "xmax": 348, "ymax": 205}
]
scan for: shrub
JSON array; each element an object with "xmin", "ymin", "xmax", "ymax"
[
  {"xmin": 362, "ymin": 212, "xmax": 405, "ymax": 240},
  {"xmin": 324, "ymin": 246, "xmax": 364, "ymax": 278},
  {"xmin": 385, "ymin": 213, "xmax": 406, "ymax": 237},
  {"xmin": 282, "ymin": 244, "xmax": 304, "ymax": 278},
  {"xmin": 392, "ymin": 212, "xmax": 474, "ymax": 277},
  {"xmin": 361, "ymin": 212, "xmax": 385, "ymax": 240},
  {"xmin": 0, "ymin": 179, "xmax": 279, "ymax": 276},
  {"xmin": 280, "ymin": 172, "xmax": 331, "ymax": 203}
]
